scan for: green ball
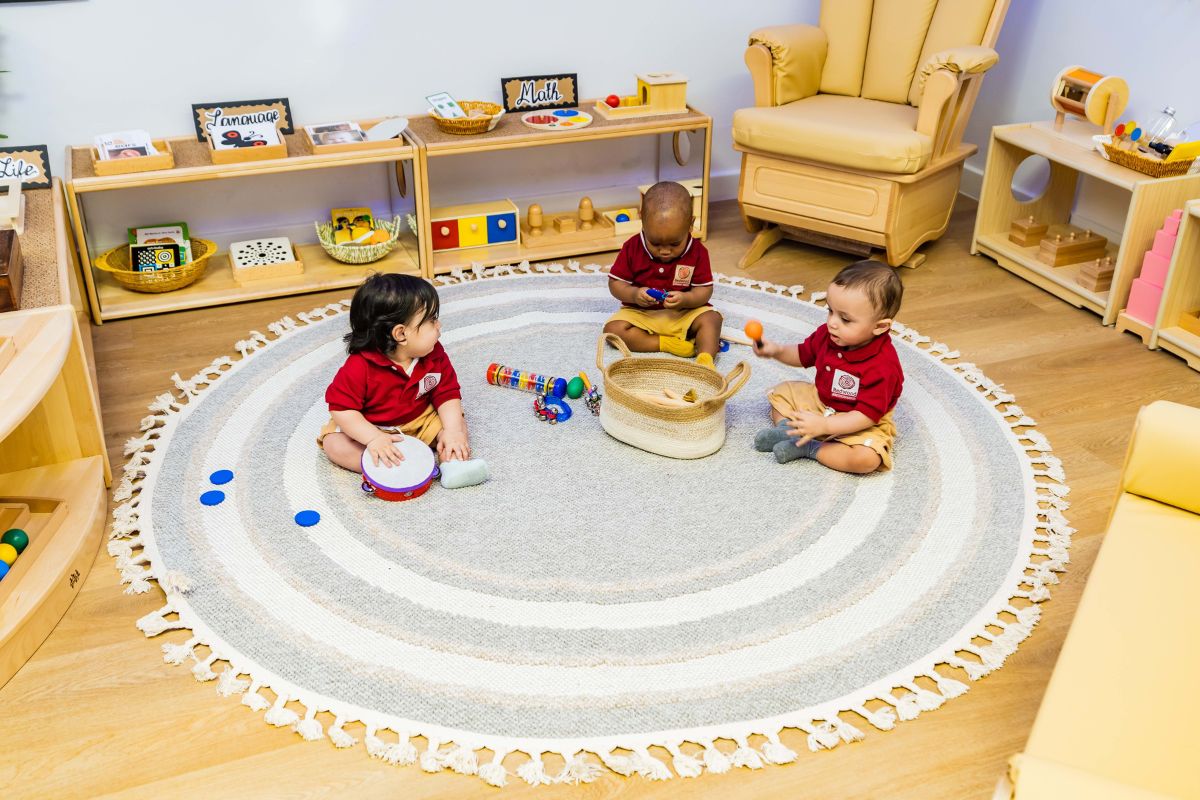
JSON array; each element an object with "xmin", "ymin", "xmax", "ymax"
[
  {"xmin": 2, "ymin": 528, "xmax": 28, "ymax": 554},
  {"xmin": 566, "ymin": 376, "xmax": 585, "ymax": 399}
]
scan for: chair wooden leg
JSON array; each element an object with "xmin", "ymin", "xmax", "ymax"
[
  {"xmin": 900, "ymin": 252, "xmax": 926, "ymax": 269},
  {"xmin": 739, "ymin": 225, "xmax": 783, "ymax": 269}
]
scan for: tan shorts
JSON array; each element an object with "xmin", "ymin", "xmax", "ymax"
[
  {"xmin": 607, "ymin": 305, "xmax": 718, "ymax": 341},
  {"xmin": 316, "ymin": 403, "xmax": 443, "ymax": 449},
  {"xmin": 767, "ymin": 381, "xmax": 896, "ymax": 471}
]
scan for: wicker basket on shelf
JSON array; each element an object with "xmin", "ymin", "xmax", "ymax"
[
  {"xmin": 95, "ymin": 239, "xmax": 216, "ymax": 293},
  {"xmin": 1101, "ymin": 143, "xmax": 1194, "ymax": 178},
  {"xmin": 429, "ymin": 101, "xmax": 504, "ymax": 135},
  {"xmin": 315, "ymin": 216, "xmax": 403, "ymax": 264}
]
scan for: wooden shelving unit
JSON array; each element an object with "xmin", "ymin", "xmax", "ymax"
[
  {"xmin": 64, "ymin": 131, "xmax": 422, "ymax": 323},
  {"xmin": 406, "ymin": 103, "xmax": 712, "ymax": 275},
  {"xmin": 972, "ymin": 119, "xmax": 1200, "ymax": 325},
  {"xmin": 0, "ymin": 306, "xmax": 108, "ymax": 687}
]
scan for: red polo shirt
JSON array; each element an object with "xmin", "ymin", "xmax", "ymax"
[
  {"xmin": 325, "ymin": 342, "xmax": 462, "ymax": 426},
  {"xmin": 797, "ymin": 324, "xmax": 903, "ymax": 423},
  {"xmin": 609, "ymin": 233, "xmax": 713, "ymax": 308}
]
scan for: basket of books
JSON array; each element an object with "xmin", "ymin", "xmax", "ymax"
[
  {"xmin": 429, "ymin": 101, "xmax": 505, "ymax": 135},
  {"xmin": 95, "ymin": 238, "xmax": 216, "ymax": 293},
  {"xmin": 595, "ymin": 333, "xmax": 751, "ymax": 459},
  {"xmin": 315, "ymin": 214, "xmax": 404, "ymax": 265},
  {"xmin": 1100, "ymin": 143, "xmax": 1194, "ymax": 178}
]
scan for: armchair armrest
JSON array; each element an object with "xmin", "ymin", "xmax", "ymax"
[
  {"xmin": 745, "ymin": 24, "xmax": 828, "ymax": 107},
  {"xmin": 915, "ymin": 46, "xmax": 999, "ymax": 146},
  {"xmin": 1120, "ymin": 400, "xmax": 1200, "ymax": 515}
]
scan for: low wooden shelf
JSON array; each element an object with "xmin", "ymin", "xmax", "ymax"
[
  {"xmin": 406, "ymin": 103, "xmax": 712, "ymax": 274},
  {"xmin": 972, "ymin": 119, "xmax": 1200, "ymax": 325},
  {"xmin": 0, "ymin": 307, "xmax": 107, "ymax": 688},
  {"xmin": 1150, "ymin": 201, "xmax": 1200, "ymax": 371},
  {"xmin": 64, "ymin": 132, "xmax": 421, "ymax": 323}
]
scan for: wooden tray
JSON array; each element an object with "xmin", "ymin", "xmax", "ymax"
[
  {"xmin": 521, "ymin": 207, "xmax": 615, "ymax": 248},
  {"xmin": 301, "ymin": 118, "xmax": 410, "ymax": 155},
  {"xmin": 231, "ymin": 242, "xmax": 305, "ymax": 286},
  {"xmin": 91, "ymin": 139, "xmax": 175, "ymax": 176},
  {"xmin": 208, "ymin": 137, "xmax": 288, "ymax": 165},
  {"xmin": 600, "ymin": 206, "xmax": 642, "ymax": 236}
]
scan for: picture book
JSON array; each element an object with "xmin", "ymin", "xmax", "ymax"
[
  {"xmin": 95, "ymin": 129, "xmax": 158, "ymax": 161},
  {"xmin": 331, "ymin": 207, "xmax": 375, "ymax": 244},
  {"xmin": 209, "ymin": 122, "xmax": 281, "ymax": 150},
  {"xmin": 305, "ymin": 121, "xmax": 367, "ymax": 146},
  {"xmin": 130, "ymin": 243, "xmax": 181, "ymax": 272},
  {"xmin": 128, "ymin": 222, "xmax": 192, "ymax": 263}
]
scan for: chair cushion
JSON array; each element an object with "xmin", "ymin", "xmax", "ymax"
[
  {"xmin": 860, "ymin": 0, "xmax": 938, "ymax": 104},
  {"xmin": 1022, "ymin": 493, "xmax": 1200, "ymax": 798},
  {"xmin": 1009, "ymin": 754, "xmax": 1178, "ymax": 800},
  {"xmin": 732, "ymin": 94, "xmax": 931, "ymax": 174},
  {"xmin": 818, "ymin": 0, "xmax": 873, "ymax": 97},
  {"xmin": 1122, "ymin": 400, "xmax": 1200, "ymax": 515}
]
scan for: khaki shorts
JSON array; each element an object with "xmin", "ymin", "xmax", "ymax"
[
  {"xmin": 767, "ymin": 381, "xmax": 896, "ymax": 471},
  {"xmin": 607, "ymin": 305, "xmax": 718, "ymax": 341},
  {"xmin": 316, "ymin": 403, "xmax": 443, "ymax": 449}
]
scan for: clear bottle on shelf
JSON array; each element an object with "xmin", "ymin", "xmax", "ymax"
[{"xmin": 1144, "ymin": 105, "xmax": 1177, "ymax": 146}]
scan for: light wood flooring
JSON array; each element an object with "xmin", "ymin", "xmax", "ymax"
[{"xmin": 3, "ymin": 198, "xmax": 1199, "ymax": 799}]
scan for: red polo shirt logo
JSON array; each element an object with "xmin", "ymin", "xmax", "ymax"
[
  {"xmin": 417, "ymin": 372, "xmax": 441, "ymax": 397},
  {"xmin": 832, "ymin": 369, "xmax": 860, "ymax": 399}
]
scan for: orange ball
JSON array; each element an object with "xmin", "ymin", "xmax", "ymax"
[{"xmin": 744, "ymin": 320, "xmax": 763, "ymax": 341}]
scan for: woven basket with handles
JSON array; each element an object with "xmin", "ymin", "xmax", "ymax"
[{"xmin": 596, "ymin": 333, "xmax": 751, "ymax": 459}]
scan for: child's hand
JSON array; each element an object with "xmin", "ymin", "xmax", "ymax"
[
  {"xmin": 663, "ymin": 291, "xmax": 684, "ymax": 309},
  {"xmin": 367, "ymin": 433, "xmax": 405, "ymax": 467},
  {"xmin": 438, "ymin": 427, "xmax": 471, "ymax": 462},
  {"xmin": 786, "ymin": 411, "xmax": 829, "ymax": 446},
  {"xmin": 753, "ymin": 338, "xmax": 783, "ymax": 359},
  {"xmin": 635, "ymin": 287, "xmax": 658, "ymax": 308}
]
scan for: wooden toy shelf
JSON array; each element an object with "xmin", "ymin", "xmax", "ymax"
[
  {"xmin": 0, "ymin": 306, "xmax": 108, "ymax": 687},
  {"xmin": 64, "ymin": 133, "xmax": 422, "ymax": 323},
  {"xmin": 405, "ymin": 103, "xmax": 711, "ymax": 274},
  {"xmin": 972, "ymin": 119, "xmax": 1200, "ymax": 325}
]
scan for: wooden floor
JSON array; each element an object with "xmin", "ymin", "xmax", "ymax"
[{"xmin": 4, "ymin": 198, "xmax": 1200, "ymax": 799}]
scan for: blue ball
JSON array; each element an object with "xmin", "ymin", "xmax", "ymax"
[
  {"xmin": 209, "ymin": 469, "xmax": 234, "ymax": 485},
  {"xmin": 0, "ymin": 561, "xmax": 9, "ymax": 580},
  {"xmin": 719, "ymin": 339, "xmax": 731, "ymax": 352},
  {"xmin": 615, "ymin": 213, "xmax": 630, "ymax": 222},
  {"xmin": 200, "ymin": 490, "xmax": 225, "ymax": 506},
  {"xmin": 550, "ymin": 378, "xmax": 568, "ymax": 398},
  {"xmin": 294, "ymin": 510, "xmax": 320, "ymax": 527}
]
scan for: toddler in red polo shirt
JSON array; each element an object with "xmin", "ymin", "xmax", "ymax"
[
  {"xmin": 752, "ymin": 260, "xmax": 904, "ymax": 474},
  {"xmin": 603, "ymin": 181, "xmax": 723, "ymax": 369},
  {"xmin": 319, "ymin": 273, "xmax": 487, "ymax": 487}
]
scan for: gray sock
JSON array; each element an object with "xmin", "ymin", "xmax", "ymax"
[
  {"xmin": 753, "ymin": 420, "xmax": 793, "ymax": 452},
  {"xmin": 774, "ymin": 437, "xmax": 823, "ymax": 464}
]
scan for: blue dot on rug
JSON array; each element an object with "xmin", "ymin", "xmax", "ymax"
[
  {"xmin": 294, "ymin": 510, "xmax": 320, "ymax": 527},
  {"xmin": 209, "ymin": 469, "xmax": 234, "ymax": 485},
  {"xmin": 199, "ymin": 490, "xmax": 225, "ymax": 506}
]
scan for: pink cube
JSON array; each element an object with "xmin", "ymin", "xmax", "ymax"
[
  {"xmin": 1152, "ymin": 228, "xmax": 1178, "ymax": 258},
  {"xmin": 1164, "ymin": 216, "xmax": 1182, "ymax": 236},
  {"xmin": 1139, "ymin": 250, "xmax": 1171, "ymax": 287},
  {"xmin": 1125, "ymin": 277, "xmax": 1164, "ymax": 324}
]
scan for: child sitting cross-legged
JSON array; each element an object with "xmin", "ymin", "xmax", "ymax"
[
  {"xmin": 319, "ymin": 273, "xmax": 488, "ymax": 489},
  {"xmin": 603, "ymin": 181, "xmax": 723, "ymax": 369},
  {"xmin": 752, "ymin": 260, "xmax": 904, "ymax": 475}
]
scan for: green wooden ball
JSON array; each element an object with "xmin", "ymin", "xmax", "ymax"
[
  {"xmin": 2, "ymin": 528, "xmax": 28, "ymax": 554},
  {"xmin": 566, "ymin": 376, "xmax": 585, "ymax": 399}
]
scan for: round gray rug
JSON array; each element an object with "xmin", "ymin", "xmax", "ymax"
[{"xmin": 110, "ymin": 264, "xmax": 1072, "ymax": 787}]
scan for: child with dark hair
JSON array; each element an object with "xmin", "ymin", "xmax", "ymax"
[
  {"xmin": 752, "ymin": 260, "xmax": 905, "ymax": 474},
  {"xmin": 319, "ymin": 273, "xmax": 487, "ymax": 487}
]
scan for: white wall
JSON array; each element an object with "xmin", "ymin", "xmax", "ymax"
[{"xmin": 0, "ymin": 0, "xmax": 812, "ymax": 248}]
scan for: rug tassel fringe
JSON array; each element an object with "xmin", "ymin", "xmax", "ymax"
[
  {"xmin": 761, "ymin": 733, "xmax": 798, "ymax": 764},
  {"xmin": 518, "ymin": 752, "xmax": 554, "ymax": 785},
  {"xmin": 665, "ymin": 743, "xmax": 704, "ymax": 777},
  {"xmin": 478, "ymin": 752, "xmax": 509, "ymax": 787},
  {"xmin": 557, "ymin": 750, "xmax": 601, "ymax": 784},
  {"xmin": 136, "ymin": 603, "xmax": 180, "ymax": 637},
  {"xmin": 328, "ymin": 717, "xmax": 357, "ymax": 749},
  {"xmin": 216, "ymin": 668, "xmax": 249, "ymax": 697},
  {"xmin": 294, "ymin": 707, "xmax": 325, "ymax": 742}
]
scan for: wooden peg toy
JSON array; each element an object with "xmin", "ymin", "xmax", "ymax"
[
  {"xmin": 527, "ymin": 204, "xmax": 544, "ymax": 237},
  {"xmin": 1009, "ymin": 215, "xmax": 1048, "ymax": 247},
  {"xmin": 578, "ymin": 196, "xmax": 594, "ymax": 230},
  {"xmin": 1038, "ymin": 225, "xmax": 1107, "ymax": 267}
]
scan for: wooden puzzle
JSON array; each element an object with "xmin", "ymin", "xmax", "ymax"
[
  {"xmin": 520, "ymin": 109, "xmax": 592, "ymax": 131},
  {"xmin": 1009, "ymin": 215, "xmax": 1049, "ymax": 247},
  {"xmin": 521, "ymin": 197, "xmax": 615, "ymax": 248},
  {"xmin": 1037, "ymin": 226, "xmax": 1108, "ymax": 267},
  {"xmin": 430, "ymin": 200, "xmax": 519, "ymax": 252},
  {"xmin": 1075, "ymin": 255, "xmax": 1116, "ymax": 292}
]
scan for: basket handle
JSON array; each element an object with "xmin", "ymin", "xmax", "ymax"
[
  {"xmin": 596, "ymin": 332, "xmax": 633, "ymax": 372},
  {"xmin": 708, "ymin": 361, "xmax": 752, "ymax": 404}
]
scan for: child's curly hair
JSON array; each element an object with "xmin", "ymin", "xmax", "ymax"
[
  {"xmin": 344, "ymin": 273, "xmax": 440, "ymax": 355},
  {"xmin": 832, "ymin": 260, "xmax": 903, "ymax": 319}
]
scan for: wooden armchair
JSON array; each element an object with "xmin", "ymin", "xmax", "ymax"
[{"xmin": 733, "ymin": 0, "xmax": 1009, "ymax": 268}]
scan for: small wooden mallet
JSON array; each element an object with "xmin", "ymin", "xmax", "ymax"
[{"xmin": 744, "ymin": 319, "xmax": 764, "ymax": 348}]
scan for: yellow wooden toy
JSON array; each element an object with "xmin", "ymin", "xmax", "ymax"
[
  {"xmin": 594, "ymin": 73, "xmax": 688, "ymax": 119},
  {"xmin": 1050, "ymin": 66, "xmax": 1128, "ymax": 135}
]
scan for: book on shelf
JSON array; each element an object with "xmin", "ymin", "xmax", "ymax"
[
  {"xmin": 95, "ymin": 129, "xmax": 158, "ymax": 161},
  {"xmin": 128, "ymin": 222, "xmax": 192, "ymax": 265}
]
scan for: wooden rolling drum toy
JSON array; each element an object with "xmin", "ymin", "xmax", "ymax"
[
  {"xmin": 360, "ymin": 438, "xmax": 439, "ymax": 501},
  {"xmin": 1051, "ymin": 66, "xmax": 1129, "ymax": 135}
]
